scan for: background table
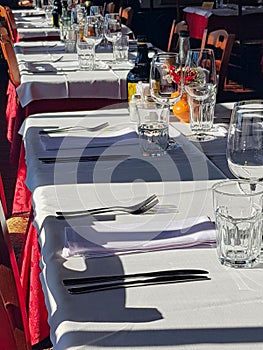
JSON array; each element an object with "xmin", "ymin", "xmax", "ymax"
[{"xmin": 183, "ymin": 5, "xmax": 263, "ymax": 41}]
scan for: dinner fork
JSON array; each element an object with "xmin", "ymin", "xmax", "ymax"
[
  {"xmin": 56, "ymin": 194, "xmax": 158, "ymax": 219},
  {"xmin": 39, "ymin": 122, "xmax": 109, "ymax": 135}
]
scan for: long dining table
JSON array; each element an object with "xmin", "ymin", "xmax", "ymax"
[
  {"xmin": 10, "ymin": 38, "xmax": 138, "ymax": 214},
  {"xmin": 18, "ymin": 103, "xmax": 263, "ymax": 349}
]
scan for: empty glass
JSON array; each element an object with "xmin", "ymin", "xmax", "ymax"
[
  {"xmin": 150, "ymin": 52, "xmax": 183, "ymax": 107},
  {"xmin": 227, "ymin": 100, "xmax": 263, "ymax": 183},
  {"xmin": 213, "ymin": 180, "xmax": 263, "ymax": 268},
  {"xmin": 184, "ymin": 48, "xmax": 217, "ymax": 141}
]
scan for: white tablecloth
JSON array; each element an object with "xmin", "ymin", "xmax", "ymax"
[
  {"xmin": 21, "ymin": 106, "xmax": 263, "ymax": 350},
  {"xmin": 183, "ymin": 4, "xmax": 263, "ymax": 17},
  {"xmin": 32, "ymin": 181, "xmax": 263, "ymax": 350},
  {"xmin": 16, "ymin": 49, "xmax": 135, "ymax": 107},
  {"xmin": 21, "ymin": 107, "xmax": 227, "ymax": 192}
]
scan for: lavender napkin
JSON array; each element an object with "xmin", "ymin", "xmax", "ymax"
[{"xmin": 62, "ymin": 216, "xmax": 216, "ymax": 258}]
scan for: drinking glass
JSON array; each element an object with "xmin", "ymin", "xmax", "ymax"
[
  {"xmin": 90, "ymin": 5, "xmax": 103, "ymax": 16},
  {"xmin": 149, "ymin": 52, "xmax": 183, "ymax": 107},
  {"xmin": 212, "ymin": 180, "xmax": 263, "ymax": 268},
  {"xmin": 136, "ymin": 101, "xmax": 170, "ymax": 157},
  {"xmin": 226, "ymin": 100, "xmax": 263, "ymax": 183},
  {"xmin": 83, "ymin": 15, "xmax": 104, "ymax": 66},
  {"xmin": 149, "ymin": 52, "xmax": 183, "ymax": 150},
  {"xmin": 104, "ymin": 13, "xmax": 122, "ymax": 50},
  {"xmin": 184, "ymin": 48, "xmax": 217, "ymax": 141}
]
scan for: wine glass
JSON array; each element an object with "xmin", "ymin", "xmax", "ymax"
[
  {"xmin": 104, "ymin": 13, "xmax": 122, "ymax": 54},
  {"xmin": 149, "ymin": 52, "xmax": 183, "ymax": 150},
  {"xmin": 149, "ymin": 52, "xmax": 183, "ymax": 107},
  {"xmin": 184, "ymin": 48, "xmax": 217, "ymax": 141},
  {"xmin": 83, "ymin": 15, "xmax": 104, "ymax": 67},
  {"xmin": 227, "ymin": 100, "xmax": 263, "ymax": 184},
  {"xmin": 84, "ymin": 15, "xmax": 104, "ymax": 46}
]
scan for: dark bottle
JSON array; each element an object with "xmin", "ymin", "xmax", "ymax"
[
  {"xmin": 85, "ymin": 1, "xmax": 91, "ymax": 16},
  {"xmin": 52, "ymin": 0, "xmax": 62, "ymax": 27},
  {"xmin": 52, "ymin": 6, "xmax": 59, "ymax": 27},
  {"xmin": 127, "ymin": 35, "xmax": 153, "ymax": 102}
]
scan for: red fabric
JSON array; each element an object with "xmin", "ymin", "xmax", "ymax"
[
  {"xmin": 13, "ymin": 28, "xmax": 19, "ymax": 43},
  {"xmin": 19, "ymin": 211, "xmax": 50, "ymax": 346},
  {"xmin": 6, "ymin": 81, "xmax": 18, "ymax": 144},
  {"xmin": 12, "ymin": 144, "xmax": 32, "ymax": 215},
  {"xmin": 185, "ymin": 13, "xmax": 208, "ymax": 40},
  {"xmin": 0, "ymin": 173, "xmax": 7, "ymax": 216},
  {"xmin": 9, "ymin": 96, "xmax": 125, "ymax": 345}
]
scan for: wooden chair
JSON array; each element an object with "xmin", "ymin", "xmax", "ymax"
[
  {"xmin": 0, "ymin": 26, "xmax": 20, "ymax": 88},
  {"xmin": 0, "ymin": 199, "xmax": 31, "ymax": 350},
  {"xmin": 167, "ymin": 19, "xmax": 188, "ymax": 52},
  {"xmin": 119, "ymin": 6, "xmax": 134, "ymax": 28},
  {"xmin": 0, "ymin": 5, "xmax": 17, "ymax": 42},
  {"xmin": 103, "ymin": 1, "xmax": 115, "ymax": 15},
  {"xmin": 201, "ymin": 29, "xmax": 235, "ymax": 94}
]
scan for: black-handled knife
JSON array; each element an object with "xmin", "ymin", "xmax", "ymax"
[
  {"xmin": 39, "ymin": 154, "xmax": 129, "ymax": 163},
  {"xmin": 63, "ymin": 269, "xmax": 209, "ymax": 286},
  {"xmin": 67, "ymin": 274, "xmax": 210, "ymax": 294}
]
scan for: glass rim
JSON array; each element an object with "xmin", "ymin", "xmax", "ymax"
[
  {"xmin": 212, "ymin": 180, "xmax": 263, "ymax": 197},
  {"xmin": 233, "ymin": 99, "xmax": 263, "ymax": 107}
]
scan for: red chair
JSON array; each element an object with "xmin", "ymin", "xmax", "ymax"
[{"xmin": 0, "ymin": 199, "xmax": 31, "ymax": 349}]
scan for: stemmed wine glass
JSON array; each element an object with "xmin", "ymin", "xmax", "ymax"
[
  {"xmin": 104, "ymin": 13, "xmax": 122, "ymax": 58},
  {"xmin": 149, "ymin": 52, "xmax": 183, "ymax": 150},
  {"xmin": 184, "ymin": 48, "xmax": 217, "ymax": 141},
  {"xmin": 226, "ymin": 100, "xmax": 263, "ymax": 184},
  {"xmin": 83, "ymin": 15, "xmax": 104, "ymax": 67},
  {"xmin": 150, "ymin": 52, "xmax": 183, "ymax": 107}
]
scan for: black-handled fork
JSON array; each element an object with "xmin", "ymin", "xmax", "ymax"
[{"xmin": 56, "ymin": 194, "xmax": 158, "ymax": 219}]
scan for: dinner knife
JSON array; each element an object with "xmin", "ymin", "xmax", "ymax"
[
  {"xmin": 67, "ymin": 274, "xmax": 210, "ymax": 294},
  {"xmin": 39, "ymin": 154, "xmax": 129, "ymax": 163},
  {"xmin": 63, "ymin": 269, "xmax": 209, "ymax": 286}
]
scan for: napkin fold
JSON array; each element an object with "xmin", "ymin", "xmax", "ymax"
[
  {"xmin": 40, "ymin": 127, "xmax": 138, "ymax": 151},
  {"xmin": 62, "ymin": 216, "xmax": 216, "ymax": 258}
]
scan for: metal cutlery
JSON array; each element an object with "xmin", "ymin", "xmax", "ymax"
[
  {"xmin": 66, "ymin": 271, "xmax": 210, "ymax": 294},
  {"xmin": 39, "ymin": 154, "xmax": 129, "ymax": 164},
  {"xmin": 56, "ymin": 194, "xmax": 158, "ymax": 219},
  {"xmin": 20, "ymin": 55, "xmax": 64, "ymax": 64},
  {"xmin": 63, "ymin": 268, "xmax": 209, "ymax": 286},
  {"xmin": 39, "ymin": 122, "xmax": 109, "ymax": 135}
]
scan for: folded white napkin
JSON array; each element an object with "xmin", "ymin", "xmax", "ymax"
[
  {"xmin": 40, "ymin": 127, "xmax": 138, "ymax": 151},
  {"xmin": 183, "ymin": 6, "xmax": 212, "ymax": 17},
  {"xmin": 62, "ymin": 216, "xmax": 216, "ymax": 258}
]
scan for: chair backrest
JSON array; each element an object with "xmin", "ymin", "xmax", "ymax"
[
  {"xmin": 0, "ymin": 25, "xmax": 21, "ymax": 87},
  {"xmin": 0, "ymin": 200, "xmax": 31, "ymax": 350},
  {"xmin": 0, "ymin": 5, "xmax": 16, "ymax": 42},
  {"xmin": 201, "ymin": 29, "xmax": 235, "ymax": 93},
  {"xmin": 119, "ymin": 6, "xmax": 134, "ymax": 28},
  {"xmin": 103, "ymin": 1, "xmax": 115, "ymax": 15},
  {"xmin": 167, "ymin": 20, "xmax": 188, "ymax": 52},
  {"xmin": 201, "ymin": 1, "xmax": 214, "ymax": 9}
]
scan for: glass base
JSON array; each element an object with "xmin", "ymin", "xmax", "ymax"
[{"xmin": 187, "ymin": 133, "xmax": 216, "ymax": 142}]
